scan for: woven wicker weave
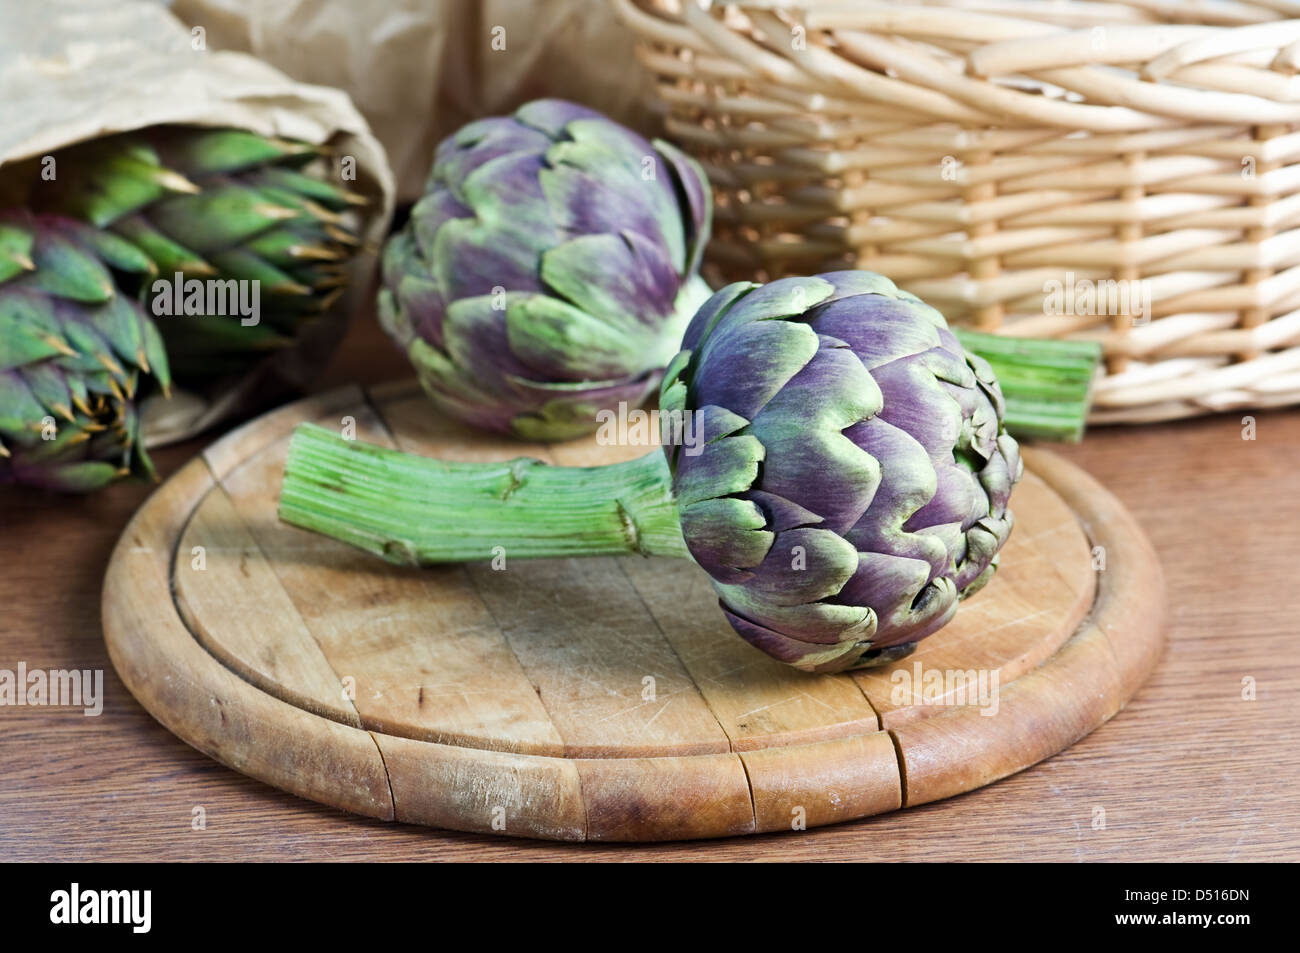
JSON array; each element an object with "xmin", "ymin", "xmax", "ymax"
[{"xmin": 613, "ymin": 0, "xmax": 1300, "ymax": 422}]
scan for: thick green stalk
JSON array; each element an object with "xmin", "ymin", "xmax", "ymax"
[
  {"xmin": 278, "ymin": 423, "xmax": 689, "ymax": 564},
  {"xmin": 955, "ymin": 329, "xmax": 1102, "ymax": 443}
]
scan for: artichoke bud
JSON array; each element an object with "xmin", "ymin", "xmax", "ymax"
[
  {"xmin": 0, "ymin": 211, "xmax": 170, "ymax": 492},
  {"xmin": 662, "ymin": 271, "xmax": 1023, "ymax": 673},
  {"xmin": 379, "ymin": 98, "xmax": 714, "ymax": 441}
]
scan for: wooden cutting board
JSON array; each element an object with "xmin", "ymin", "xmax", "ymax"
[{"xmin": 102, "ymin": 380, "xmax": 1165, "ymax": 841}]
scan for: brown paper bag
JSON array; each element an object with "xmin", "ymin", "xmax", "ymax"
[{"xmin": 169, "ymin": 0, "xmax": 657, "ymax": 202}]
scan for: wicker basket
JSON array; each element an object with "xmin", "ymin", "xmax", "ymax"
[{"xmin": 613, "ymin": 0, "xmax": 1300, "ymax": 422}]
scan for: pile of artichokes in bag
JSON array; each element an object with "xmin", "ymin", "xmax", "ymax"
[
  {"xmin": 44, "ymin": 128, "xmax": 366, "ymax": 387},
  {"xmin": 1, "ymin": 126, "xmax": 367, "ymax": 492},
  {"xmin": 277, "ymin": 97, "xmax": 1103, "ymax": 672}
]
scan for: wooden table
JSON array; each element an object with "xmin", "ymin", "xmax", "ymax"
[{"xmin": 2, "ymin": 317, "xmax": 1296, "ymax": 861}]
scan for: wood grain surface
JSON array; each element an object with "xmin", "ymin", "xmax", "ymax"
[{"xmin": 2, "ymin": 317, "xmax": 1296, "ymax": 860}]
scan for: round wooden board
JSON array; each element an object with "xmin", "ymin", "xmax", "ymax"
[{"xmin": 102, "ymin": 381, "xmax": 1165, "ymax": 842}]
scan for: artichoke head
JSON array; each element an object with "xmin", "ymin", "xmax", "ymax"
[
  {"xmin": 0, "ymin": 212, "xmax": 170, "ymax": 492},
  {"xmin": 660, "ymin": 271, "xmax": 1023, "ymax": 673},
  {"xmin": 40, "ymin": 126, "xmax": 365, "ymax": 386},
  {"xmin": 379, "ymin": 99, "xmax": 713, "ymax": 441}
]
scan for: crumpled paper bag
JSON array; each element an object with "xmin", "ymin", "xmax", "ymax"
[
  {"xmin": 167, "ymin": 0, "xmax": 657, "ymax": 202},
  {"xmin": 0, "ymin": 0, "xmax": 395, "ymax": 445}
]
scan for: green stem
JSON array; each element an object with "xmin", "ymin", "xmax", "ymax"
[
  {"xmin": 281, "ymin": 332, "xmax": 1100, "ymax": 564},
  {"xmin": 278, "ymin": 423, "xmax": 689, "ymax": 565},
  {"xmin": 955, "ymin": 329, "xmax": 1102, "ymax": 443}
]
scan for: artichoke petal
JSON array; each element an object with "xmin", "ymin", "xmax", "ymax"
[
  {"xmin": 504, "ymin": 292, "xmax": 643, "ymax": 382},
  {"xmin": 679, "ymin": 497, "xmax": 773, "ymax": 581},
  {"xmin": 539, "ymin": 231, "xmax": 676, "ymax": 334},
  {"xmin": 36, "ymin": 126, "xmax": 365, "ymax": 389},
  {"xmin": 719, "ymin": 606, "xmax": 874, "ymax": 674},
  {"xmin": 692, "ymin": 318, "xmax": 821, "ymax": 422},
  {"xmin": 674, "ymin": 433, "xmax": 764, "ymax": 508},
  {"xmin": 653, "ymin": 138, "xmax": 712, "ymax": 279}
]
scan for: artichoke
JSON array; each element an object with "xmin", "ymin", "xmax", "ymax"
[
  {"xmin": 658, "ymin": 271, "xmax": 1021, "ymax": 671},
  {"xmin": 38, "ymin": 126, "xmax": 364, "ymax": 386},
  {"xmin": 280, "ymin": 270, "xmax": 1022, "ymax": 673},
  {"xmin": 378, "ymin": 98, "xmax": 713, "ymax": 441},
  {"xmin": 0, "ymin": 211, "xmax": 170, "ymax": 492}
]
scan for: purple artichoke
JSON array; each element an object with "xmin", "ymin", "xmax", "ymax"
[
  {"xmin": 280, "ymin": 271, "xmax": 1022, "ymax": 674},
  {"xmin": 378, "ymin": 98, "xmax": 713, "ymax": 441},
  {"xmin": 658, "ymin": 271, "xmax": 1022, "ymax": 671}
]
